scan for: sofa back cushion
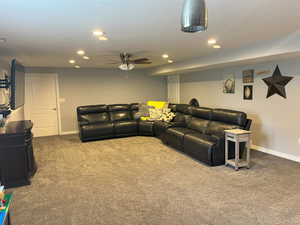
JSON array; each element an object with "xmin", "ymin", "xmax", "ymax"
[
  {"xmin": 77, "ymin": 105, "xmax": 110, "ymax": 124},
  {"xmin": 176, "ymin": 104, "xmax": 191, "ymax": 114},
  {"xmin": 191, "ymin": 107, "xmax": 212, "ymax": 120},
  {"xmin": 168, "ymin": 103, "xmax": 177, "ymax": 112},
  {"xmin": 108, "ymin": 104, "xmax": 131, "ymax": 121},
  {"xmin": 206, "ymin": 121, "xmax": 239, "ymax": 137},
  {"xmin": 80, "ymin": 113, "xmax": 110, "ymax": 124},
  {"xmin": 212, "ymin": 109, "xmax": 247, "ymax": 126},
  {"xmin": 130, "ymin": 103, "xmax": 139, "ymax": 111},
  {"xmin": 110, "ymin": 111, "xmax": 132, "ymax": 121},
  {"xmin": 187, "ymin": 117, "xmax": 210, "ymax": 134},
  {"xmin": 130, "ymin": 103, "xmax": 139, "ymax": 120},
  {"xmin": 108, "ymin": 104, "xmax": 130, "ymax": 112},
  {"xmin": 77, "ymin": 105, "xmax": 108, "ymax": 114},
  {"xmin": 172, "ymin": 104, "xmax": 192, "ymax": 123}
]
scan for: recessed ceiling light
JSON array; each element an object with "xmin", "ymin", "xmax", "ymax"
[
  {"xmin": 77, "ymin": 50, "xmax": 85, "ymax": 55},
  {"xmin": 162, "ymin": 54, "xmax": 169, "ymax": 59},
  {"xmin": 75, "ymin": 65, "xmax": 80, "ymax": 69},
  {"xmin": 98, "ymin": 36, "xmax": 108, "ymax": 41},
  {"xmin": 69, "ymin": 59, "xmax": 76, "ymax": 64},
  {"xmin": 208, "ymin": 39, "xmax": 217, "ymax": 45},
  {"xmin": 168, "ymin": 60, "xmax": 174, "ymax": 63},
  {"xmin": 83, "ymin": 56, "xmax": 90, "ymax": 60},
  {"xmin": 0, "ymin": 38, "xmax": 7, "ymax": 43},
  {"xmin": 213, "ymin": 45, "xmax": 221, "ymax": 49},
  {"xmin": 93, "ymin": 30, "xmax": 104, "ymax": 36}
]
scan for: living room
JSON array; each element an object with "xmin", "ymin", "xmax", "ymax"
[{"xmin": 0, "ymin": 0, "xmax": 300, "ymax": 225}]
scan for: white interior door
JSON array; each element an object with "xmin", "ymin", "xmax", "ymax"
[
  {"xmin": 25, "ymin": 73, "xmax": 60, "ymax": 137},
  {"xmin": 167, "ymin": 75, "xmax": 180, "ymax": 103}
]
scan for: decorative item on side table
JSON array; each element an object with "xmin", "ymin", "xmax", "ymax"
[
  {"xmin": 263, "ymin": 65, "xmax": 293, "ymax": 99},
  {"xmin": 243, "ymin": 85, "xmax": 253, "ymax": 100},
  {"xmin": 223, "ymin": 74, "xmax": 235, "ymax": 94},
  {"xmin": 225, "ymin": 129, "xmax": 252, "ymax": 171}
]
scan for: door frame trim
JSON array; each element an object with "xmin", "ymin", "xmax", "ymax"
[{"xmin": 54, "ymin": 73, "xmax": 62, "ymax": 135}]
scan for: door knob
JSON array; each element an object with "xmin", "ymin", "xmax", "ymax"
[{"xmin": 52, "ymin": 108, "xmax": 57, "ymax": 111}]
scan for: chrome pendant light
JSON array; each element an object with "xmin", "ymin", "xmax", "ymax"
[{"xmin": 181, "ymin": 0, "xmax": 208, "ymax": 33}]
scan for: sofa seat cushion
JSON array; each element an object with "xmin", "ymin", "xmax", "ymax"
[
  {"xmin": 154, "ymin": 121, "xmax": 185, "ymax": 138},
  {"xmin": 81, "ymin": 122, "xmax": 114, "ymax": 140},
  {"xmin": 165, "ymin": 127, "xmax": 198, "ymax": 150},
  {"xmin": 184, "ymin": 133, "xmax": 219, "ymax": 166},
  {"xmin": 139, "ymin": 121, "xmax": 154, "ymax": 136},
  {"xmin": 114, "ymin": 121, "xmax": 138, "ymax": 136}
]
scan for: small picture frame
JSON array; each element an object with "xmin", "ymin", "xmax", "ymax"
[
  {"xmin": 243, "ymin": 85, "xmax": 253, "ymax": 100},
  {"xmin": 243, "ymin": 69, "xmax": 254, "ymax": 83}
]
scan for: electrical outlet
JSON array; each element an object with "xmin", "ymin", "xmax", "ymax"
[{"xmin": 298, "ymin": 137, "xmax": 300, "ymax": 145}]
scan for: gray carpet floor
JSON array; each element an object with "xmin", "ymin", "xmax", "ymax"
[{"xmin": 9, "ymin": 135, "xmax": 300, "ymax": 225}]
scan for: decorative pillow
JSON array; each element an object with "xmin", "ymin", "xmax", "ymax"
[
  {"xmin": 134, "ymin": 103, "xmax": 154, "ymax": 119},
  {"xmin": 149, "ymin": 108, "xmax": 163, "ymax": 121},
  {"xmin": 161, "ymin": 108, "xmax": 175, "ymax": 122},
  {"xmin": 148, "ymin": 108, "xmax": 175, "ymax": 122},
  {"xmin": 147, "ymin": 101, "xmax": 168, "ymax": 109}
]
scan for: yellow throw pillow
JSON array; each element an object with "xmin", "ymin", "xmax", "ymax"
[{"xmin": 147, "ymin": 101, "xmax": 167, "ymax": 109}]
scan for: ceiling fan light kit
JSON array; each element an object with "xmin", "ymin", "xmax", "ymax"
[
  {"xmin": 181, "ymin": 0, "xmax": 208, "ymax": 33},
  {"xmin": 119, "ymin": 63, "xmax": 135, "ymax": 71},
  {"xmin": 117, "ymin": 52, "xmax": 152, "ymax": 71}
]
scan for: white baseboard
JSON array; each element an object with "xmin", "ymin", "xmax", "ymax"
[
  {"xmin": 252, "ymin": 144, "xmax": 300, "ymax": 163},
  {"xmin": 60, "ymin": 130, "xmax": 79, "ymax": 136}
]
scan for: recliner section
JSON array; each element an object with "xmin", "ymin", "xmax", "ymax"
[
  {"xmin": 77, "ymin": 103, "xmax": 154, "ymax": 141},
  {"xmin": 77, "ymin": 103, "xmax": 251, "ymax": 166}
]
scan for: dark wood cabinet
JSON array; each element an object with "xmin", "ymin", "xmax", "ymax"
[{"xmin": 0, "ymin": 120, "xmax": 37, "ymax": 188}]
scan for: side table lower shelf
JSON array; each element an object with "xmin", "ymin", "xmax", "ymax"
[{"xmin": 226, "ymin": 159, "xmax": 250, "ymax": 170}]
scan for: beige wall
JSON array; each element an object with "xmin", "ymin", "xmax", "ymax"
[
  {"xmin": 26, "ymin": 67, "xmax": 167, "ymax": 133},
  {"xmin": 180, "ymin": 57, "xmax": 300, "ymax": 159}
]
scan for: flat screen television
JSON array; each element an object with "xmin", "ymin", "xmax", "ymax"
[{"xmin": 10, "ymin": 59, "xmax": 25, "ymax": 110}]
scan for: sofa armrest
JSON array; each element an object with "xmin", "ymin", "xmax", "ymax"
[
  {"xmin": 244, "ymin": 119, "xmax": 252, "ymax": 131},
  {"xmin": 210, "ymin": 134, "xmax": 226, "ymax": 166}
]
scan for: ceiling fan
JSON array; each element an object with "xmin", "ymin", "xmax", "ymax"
[{"xmin": 111, "ymin": 52, "xmax": 152, "ymax": 71}]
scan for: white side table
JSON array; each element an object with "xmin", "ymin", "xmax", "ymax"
[{"xmin": 225, "ymin": 129, "xmax": 252, "ymax": 171}]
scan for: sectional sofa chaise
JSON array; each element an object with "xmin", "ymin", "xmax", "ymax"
[{"xmin": 77, "ymin": 103, "xmax": 251, "ymax": 166}]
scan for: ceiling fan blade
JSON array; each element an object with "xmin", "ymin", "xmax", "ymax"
[
  {"xmin": 132, "ymin": 58, "xmax": 150, "ymax": 63},
  {"xmin": 134, "ymin": 61, "xmax": 152, "ymax": 64}
]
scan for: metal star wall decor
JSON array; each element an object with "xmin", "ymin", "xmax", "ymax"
[{"xmin": 263, "ymin": 65, "xmax": 293, "ymax": 99}]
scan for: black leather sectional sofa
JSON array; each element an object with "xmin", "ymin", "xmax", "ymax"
[{"xmin": 77, "ymin": 103, "xmax": 251, "ymax": 166}]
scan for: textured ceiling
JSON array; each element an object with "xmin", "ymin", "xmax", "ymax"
[{"xmin": 0, "ymin": 0, "xmax": 299, "ymax": 69}]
